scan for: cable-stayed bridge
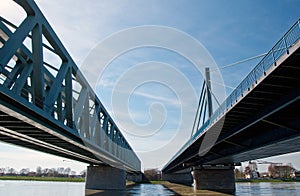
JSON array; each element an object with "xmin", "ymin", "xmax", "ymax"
[{"xmin": 162, "ymin": 19, "xmax": 300, "ymax": 194}]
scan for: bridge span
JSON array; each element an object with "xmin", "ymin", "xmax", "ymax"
[
  {"xmin": 162, "ymin": 20, "xmax": 300, "ymax": 194},
  {"xmin": 0, "ymin": 0, "xmax": 141, "ymax": 190}
]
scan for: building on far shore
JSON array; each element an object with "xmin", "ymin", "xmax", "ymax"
[
  {"xmin": 259, "ymin": 172, "xmax": 269, "ymax": 178},
  {"xmin": 294, "ymin": 171, "xmax": 300, "ymax": 178},
  {"xmin": 28, "ymin": 172, "xmax": 36, "ymax": 177},
  {"xmin": 244, "ymin": 161, "xmax": 299, "ymax": 179},
  {"xmin": 268, "ymin": 163, "xmax": 296, "ymax": 178},
  {"xmin": 244, "ymin": 161, "xmax": 259, "ymax": 179}
]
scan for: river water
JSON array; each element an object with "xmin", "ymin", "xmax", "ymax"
[
  {"xmin": 236, "ymin": 182, "xmax": 300, "ymax": 195},
  {"xmin": 1, "ymin": 180, "xmax": 300, "ymax": 195}
]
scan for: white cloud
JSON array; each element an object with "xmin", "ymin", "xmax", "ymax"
[{"xmin": 133, "ymin": 90, "xmax": 180, "ymax": 106}]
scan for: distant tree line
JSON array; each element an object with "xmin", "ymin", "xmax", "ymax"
[
  {"xmin": 0, "ymin": 166, "xmax": 86, "ymax": 178},
  {"xmin": 144, "ymin": 168, "xmax": 161, "ymax": 181}
]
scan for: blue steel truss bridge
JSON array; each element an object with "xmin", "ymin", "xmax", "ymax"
[{"xmin": 0, "ymin": 0, "xmax": 141, "ymax": 179}]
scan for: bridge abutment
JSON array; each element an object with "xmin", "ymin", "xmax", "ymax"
[
  {"xmin": 191, "ymin": 165, "xmax": 235, "ymax": 194},
  {"xmin": 85, "ymin": 165, "xmax": 126, "ymax": 191}
]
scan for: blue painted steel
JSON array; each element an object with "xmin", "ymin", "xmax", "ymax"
[
  {"xmin": 0, "ymin": 0, "xmax": 140, "ymax": 171},
  {"xmin": 166, "ymin": 19, "xmax": 300, "ymax": 166}
]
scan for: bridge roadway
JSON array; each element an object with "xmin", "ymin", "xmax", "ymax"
[
  {"xmin": 0, "ymin": 0, "xmax": 141, "ymax": 190},
  {"xmin": 162, "ymin": 20, "xmax": 300, "ymax": 194}
]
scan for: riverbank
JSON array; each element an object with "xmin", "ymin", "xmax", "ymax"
[
  {"xmin": 160, "ymin": 181, "xmax": 231, "ymax": 196},
  {"xmin": 0, "ymin": 176, "xmax": 85, "ymax": 182}
]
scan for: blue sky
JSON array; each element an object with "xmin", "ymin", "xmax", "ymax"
[{"xmin": 0, "ymin": 0, "xmax": 299, "ymax": 173}]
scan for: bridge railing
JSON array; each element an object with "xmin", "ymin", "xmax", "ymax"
[
  {"xmin": 0, "ymin": 0, "xmax": 140, "ymax": 171},
  {"xmin": 167, "ymin": 19, "xmax": 300, "ymax": 166}
]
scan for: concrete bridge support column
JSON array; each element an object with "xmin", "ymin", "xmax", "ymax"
[
  {"xmin": 162, "ymin": 172, "xmax": 193, "ymax": 186},
  {"xmin": 126, "ymin": 172, "xmax": 143, "ymax": 183},
  {"xmin": 191, "ymin": 165, "xmax": 235, "ymax": 194},
  {"xmin": 85, "ymin": 165, "xmax": 126, "ymax": 190}
]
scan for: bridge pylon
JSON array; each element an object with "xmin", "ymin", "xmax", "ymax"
[{"xmin": 191, "ymin": 67, "xmax": 214, "ymax": 137}]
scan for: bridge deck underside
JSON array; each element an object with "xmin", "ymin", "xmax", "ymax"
[
  {"xmin": 0, "ymin": 92, "xmax": 102, "ymax": 165},
  {"xmin": 0, "ymin": 114, "xmax": 103, "ymax": 165},
  {"xmin": 164, "ymin": 43, "xmax": 300, "ymax": 173}
]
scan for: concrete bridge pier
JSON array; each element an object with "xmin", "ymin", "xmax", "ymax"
[
  {"xmin": 126, "ymin": 172, "xmax": 144, "ymax": 182},
  {"xmin": 162, "ymin": 172, "xmax": 193, "ymax": 186},
  {"xmin": 85, "ymin": 165, "xmax": 126, "ymax": 191},
  {"xmin": 191, "ymin": 165, "xmax": 235, "ymax": 194}
]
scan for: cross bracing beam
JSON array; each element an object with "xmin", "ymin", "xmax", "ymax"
[{"xmin": 0, "ymin": 0, "xmax": 140, "ymax": 172}]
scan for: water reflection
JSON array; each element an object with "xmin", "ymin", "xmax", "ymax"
[
  {"xmin": 127, "ymin": 184, "xmax": 177, "ymax": 196},
  {"xmin": 236, "ymin": 182, "xmax": 300, "ymax": 196},
  {"xmin": 85, "ymin": 189, "xmax": 127, "ymax": 196},
  {"xmin": 86, "ymin": 184, "xmax": 177, "ymax": 196}
]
